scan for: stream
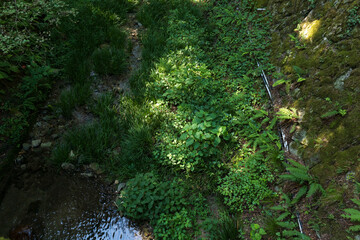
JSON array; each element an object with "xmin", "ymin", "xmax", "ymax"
[
  {"xmin": 0, "ymin": 168, "xmax": 142, "ymax": 239},
  {"xmin": 0, "ymin": 13, "xmax": 145, "ymax": 240}
]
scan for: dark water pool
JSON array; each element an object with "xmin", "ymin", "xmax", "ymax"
[{"xmin": 0, "ymin": 168, "xmax": 141, "ymax": 240}]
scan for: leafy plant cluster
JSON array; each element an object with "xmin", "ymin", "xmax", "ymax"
[
  {"xmin": 346, "ymin": 5, "xmax": 360, "ymax": 36},
  {"xmin": 116, "ymin": 0, "xmax": 281, "ymax": 227},
  {"xmin": 118, "ymin": 172, "xmax": 194, "ymax": 239},
  {"xmin": 0, "ymin": 0, "xmax": 72, "ymax": 145},
  {"xmin": 342, "ymin": 198, "xmax": 360, "ymax": 234},
  {"xmin": 266, "ymin": 193, "xmax": 311, "ymax": 240}
]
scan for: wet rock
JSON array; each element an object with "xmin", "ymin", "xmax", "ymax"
[
  {"xmin": 9, "ymin": 225, "xmax": 35, "ymax": 240},
  {"xmin": 117, "ymin": 183, "xmax": 126, "ymax": 192},
  {"xmin": 69, "ymin": 150, "xmax": 76, "ymax": 158},
  {"xmin": 41, "ymin": 142, "xmax": 52, "ymax": 148},
  {"xmin": 23, "ymin": 143, "xmax": 31, "ymax": 151},
  {"xmin": 309, "ymin": 154, "xmax": 320, "ymax": 167},
  {"xmin": 89, "ymin": 163, "xmax": 103, "ymax": 175},
  {"xmin": 32, "ymin": 139, "xmax": 42, "ymax": 148},
  {"xmin": 61, "ymin": 162, "xmax": 75, "ymax": 171},
  {"xmin": 21, "ymin": 164, "xmax": 27, "ymax": 170},
  {"xmin": 51, "ymin": 134, "xmax": 59, "ymax": 139},
  {"xmin": 289, "ymin": 142, "xmax": 301, "ymax": 158},
  {"xmin": 15, "ymin": 155, "xmax": 24, "ymax": 165},
  {"xmin": 42, "ymin": 115, "xmax": 53, "ymax": 121},
  {"xmin": 81, "ymin": 172, "xmax": 94, "ymax": 178},
  {"xmin": 334, "ymin": 68, "xmax": 352, "ymax": 91}
]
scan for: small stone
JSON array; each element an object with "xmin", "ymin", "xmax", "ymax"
[
  {"xmin": 334, "ymin": 68, "xmax": 352, "ymax": 91},
  {"xmin": 15, "ymin": 155, "xmax": 24, "ymax": 165},
  {"xmin": 40, "ymin": 142, "xmax": 52, "ymax": 148},
  {"xmin": 114, "ymin": 180, "xmax": 119, "ymax": 185},
  {"xmin": 89, "ymin": 162, "xmax": 103, "ymax": 175},
  {"xmin": 117, "ymin": 183, "xmax": 126, "ymax": 192},
  {"xmin": 81, "ymin": 172, "xmax": 94, "ymax": 178},
  {"xmin": 69, "ymin": 150, "xmax": 75, "ymax": 158},
  {"xmin": 23, "ymin": 143, "xmax": 31, "ymax": 151},
  {"xmin": 32, "ymin": 139, "xmax": 42, "ymax": 148},
  {"xmin": 20, "ymin": 164, "xmax": 26, "ymax": 170},
  {"xmin": 61, "ymin": 162, "xmax": 75, "ymax": 171},
  {"xmin": 137, "ymin": 22, "xmax": 142, "ymax": 27},
  {"xmin": 42, "ymin": 115, "xmax": 53, "ymax": 121},
  {"xmin": 289, "ymin": 142, "xmax": 300, "ymax": 158},
  {"xmin": 51, "ymin": 134, "xmax": 59, "ymax": 139}
]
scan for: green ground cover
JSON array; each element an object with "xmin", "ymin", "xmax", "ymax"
[{"xmin": 3, "ymin": 0, "xmax": 340, "ymax": 238}]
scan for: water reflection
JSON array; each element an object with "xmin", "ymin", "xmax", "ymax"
[{"xmin": 0, "ymin": 170, "xmax": 141, "ymax": 240}]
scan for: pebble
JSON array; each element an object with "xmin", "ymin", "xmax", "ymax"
[
  {"xmin": 81, "ymin": 172, "xmax": 94, "ymax": 178},
  {"xmin": 32, "ymin": 139, "xmax": 42, "ymax": 148},
  {"xmin": 61, "ymin": 162, "xmax": 75, "ymax": 171},
  {"xmin": 114, "ymin": 180, "xmax": 119, "ymax": 185},
  {"xmin": 51, "ymin": 134, "xmax": 59, "ymax": 139},
  {"xmin": 40, "ymin": 142, "xmax": 52, "ymax": 148},
  {"xmin": 15, "ymin": 155, "xmax": 24, "ymax": 165},
  {"xmin": 117, "ymin": 183, "xmax": 126, "ymax": 192},
  {"xmin": 23, "ymin": 143, "xmax": 31, "ymax": 151}
]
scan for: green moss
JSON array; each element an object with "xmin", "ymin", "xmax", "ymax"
[
  {"xmin": 320, "ymin": 182, "xmax": 345, "ymax": 206},
  {"xmin": 311, "ymin": 163, "xmax": 336, "ymax": 185},
  {"xmin": 255, "ymin": 0, "xmax": 269, "ymax": 8}
]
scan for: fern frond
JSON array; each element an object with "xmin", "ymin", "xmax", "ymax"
[
  {"xmin": 276, "ymin": 212, "xmax": 291, "ymax": 221},
  {"xmin": 351, "ymin": 199, "xmax": 360, "ymax": 207},
  {"xmin": 277, "ymin": 221, "xmax": 296, "ymax": 229},
  {"xmin": 282, "ymin": 229, "xmax": 302, "ymax": 237},
  {"xmin": 291, "ymin": 186, "xmax": 308, "ymax": 204},
  {"xmin": 306, "ymin": 183, "xmax": 324, "ymax": 198},
  {"xmin": 287, "ymin": 159, "xmax": 308, "ymax": 171},
  {"xmin": 282, "ymin": 192, "xmax": 291, "ymax": 205},
  {"xmin": 279, "ymin": 174, "xmax": 298, "ymax": 182},
  {"xmin": 271, "ymin": 205, "xmax": 286, "ymax": 211},
  {"xmin": 348, "ymin": 225, "xmax": 360, "ymax": 232},
  {"xmin": 343, "ymin": 208, "xmax": 360, "ymax": 222},
  {"xmin": 286, "ymin": 168, "xmax": 312, "ymax": 182}
]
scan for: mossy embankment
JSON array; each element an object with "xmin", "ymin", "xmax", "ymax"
[{"xmin": 257, "ymin": 0, "xmax": 360, "ymax": 238}]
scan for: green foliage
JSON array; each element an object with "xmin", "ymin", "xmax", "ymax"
[
  {"xmin": 289, "ymin": 34, "xmax": 306, "ymax": 49},
  {"xmin": 342, "ymin": 199, "xmax": 360, "ymax": 232},
  {"xmin": 250, "ymin": 223, "xmax": 266, "ymax": 240},
  {"xmin": 267, "ymin": 193, "xmax": 312, "ymax": 240},
  {"xmin": 280, "ymin": 159, "xmax": 324, "ymax": 199},
  {"xmin": 52, "ymin": 0, "xmax": 131, "ymax": 83},
  {"xmin": 52, "ymin": 121, "xmax": 119, "ymax": 165},
  {"xmin": 0, "ymin": 64, "xmax": 56, "ymax": 144},
  {"xmin": 346, "ymin": 6, "xmax": 360, "ymax": 36},
  {"xmin": 0, "ymin": 0, "xmax": 71, "ymax": 145},
  {"xmin": 218, "ymin": 153, "xmax": 274, "ymax": 212},
  {"xmin": 154, "ymin": 208, "xmax": 193, "ymax": 240},
  {"xmin": 91, "ymin": 45, "xmax": 128, "ymax": 75},
  {"xmin": 211, "ymin": 215, "xmax": 244, "ymax": 240},
  {"xmin": 276, "ymin": 108, "xmax": 299, "ymax": 121},
  {"xmin": 58, "ymin": 83, "xmax": 91, "ymax": 119},
  {"xmin": 117, "ymin": 172, "xmax": 188, "ymax": 221}
]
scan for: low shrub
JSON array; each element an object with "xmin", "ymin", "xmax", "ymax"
[{"xmin": 118, "ymin": 172, "xmax": 188, "ymax": 221}]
